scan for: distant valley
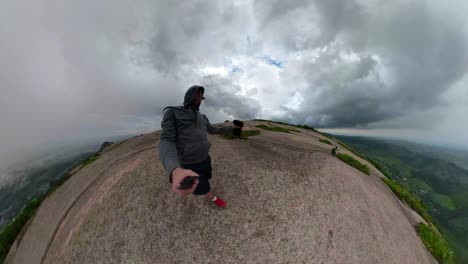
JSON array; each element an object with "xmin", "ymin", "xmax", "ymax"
[
  {"xmin": 0, "ymin": 152, "xmax": 91, "ymax": 228},
  {"xmin": 334, "ymin": 135, "xmax": 468, "ymax": 264}
]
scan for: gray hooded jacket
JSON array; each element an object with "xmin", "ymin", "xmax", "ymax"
[{"xmin": 159, "ymin": 86, "xmax": 232, "ymax": 181}]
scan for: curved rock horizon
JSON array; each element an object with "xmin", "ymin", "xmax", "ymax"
[{"xmin": 5, "ymin": 121, "xmax": 436, "ymax": 264}]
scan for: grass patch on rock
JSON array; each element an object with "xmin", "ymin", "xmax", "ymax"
[
  {"xmin": 382, "ymin": 178, "xmax": 432, "ymax": 223},
  {"xmin": 242, "ymin": 130, "xmax": 261, "ymax": 137},
  {"xmin": 366, "ymin": 158, "xmax": 392, "ymax": 178},
  {"xmin": 293, "ymin": 124, "xmax": 319, "ymax": 132},
  {"xmin": 337, "ymin": 141, "xmax": 368, "ymax": 160},
  {"xmin": 255, "ymin": 124, "xmax": 296, "ymax": 133},
  {"xmin": 253, "ymin": 120, "xmax": 302, "ymax": 132},
  {"xmin": 416, "ymin": 223, "xmax": 455, "ymax": 264},
  {"xmin": 319, "ymin": 139, "xmax": 333, "ymax": 145},
  {"xmin": 81, "ymin": 154, "xmax": 100, "ymax": 167},
  {"xmin": 336, "ymin": 153, "xmax": 370, "ymax": 175},
  {"xmin": 301, "ymin": 130, "xmax": 455, "ymax": 263},
  {"xmin": 220, "ymin": 130, "xmax": 261, "ymax": 140}
]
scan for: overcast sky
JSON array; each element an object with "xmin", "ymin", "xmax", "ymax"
[{"xmin": 1, "ymin": 0, "xmax": 468, "ymax": 171}]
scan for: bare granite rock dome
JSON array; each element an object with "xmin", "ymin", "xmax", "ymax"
[{"xmin": 6, "ymin": 121, "xmax": 437, "ymax": 264}]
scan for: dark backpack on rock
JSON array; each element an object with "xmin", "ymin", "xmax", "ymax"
[{"xmin": 232, "ymin": 120, "xmax": 244, "ymax": 137}]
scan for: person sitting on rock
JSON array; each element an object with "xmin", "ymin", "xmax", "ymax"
[
  {"xmin": 331, "ymin": 146, "xmax": 339, "ymax": 156},
  {"xmin": 159, "ymin": 85, "xmax": 242, "ymax": 208}
]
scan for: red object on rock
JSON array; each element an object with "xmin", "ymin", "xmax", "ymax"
[{"xmin": 213, "ymin": 197, "xmax": 227, "ymax": 208}]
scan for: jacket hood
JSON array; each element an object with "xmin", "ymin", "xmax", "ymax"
[{"xmin": 183, "ymin": 85, "xmax": 205, "ymax": 108}]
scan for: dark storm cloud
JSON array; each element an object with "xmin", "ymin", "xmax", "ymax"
[
  {"xmin": 0, "ymin": 0, "xmax": 256, "ymax": 172},
  {"xmin": 261, "ymin": 0, "xmax": 468, "ymax": 128},
  {"xmin": 147, "ymin": 1, "xmax": 250, "ymax": 72},
  {"xmin": 2, "ymin": 0, "xmax": 468, "ymax": 176}
]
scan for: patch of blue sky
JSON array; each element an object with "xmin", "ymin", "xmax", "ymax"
[
  {"xmin": 223, "ymin": 57, "xmax": 243, "ymax": 73},
  {"xmin": 231, "ymin": 66, "xmax": 243, "ymax": 73},
  {"xmin": 262, "ymin": 55, "xmax": 283, "ymax": 68}
]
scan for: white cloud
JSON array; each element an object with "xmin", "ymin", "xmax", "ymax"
[
  {"xmin": 1, "ymin": 0, "xmax": 468, "ymax": 172},
  {"xmin": 200, "ymin": 66, "xmax": 229, "ymax": 77}
]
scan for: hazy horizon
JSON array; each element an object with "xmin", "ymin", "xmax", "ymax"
[
  {"xmin": 320, "ymin": 127, "xmax": 468, "ymax": 151},
  {"xmin": 1, "ymin": 0, "xmax": 468, "ymax": 173}
]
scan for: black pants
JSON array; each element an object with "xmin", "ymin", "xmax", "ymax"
[{"xmin": 181, "ymin": 156, "xmax": 212, "ymax": 195}]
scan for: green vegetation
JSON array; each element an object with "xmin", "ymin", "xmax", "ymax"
[
  {"xmin": 319, "ymin": 139, "xmax": 333, "ymax": 145},
  {"xmin": 0, "ymin": 195, "xmax": 44, "ymax": 263},
  {"xmin": 408, "ymin": 178, "xmax": 433, "ymax": 192},
  {"xmin": 253, "ymin": 119, "xmax": 461, "ymax": 262},
  {"xmin": 382, "ymin": 178, "xmax": 432, "ymax": 222},
  {"xmin": 254, "ymin": 119, "xmax": 298, "ymax": 129},
  {"xmin": 319, "ymin": 132, "xmax": 336, "ymax": 140},
  {"xmin": 417, "ymin": 223, "xmax": 455, "ymax": 264},
  {"xmin": 337, "ymin": 141, "xmax": 368, "ymax": 160},
  {"xmin": 369, "ymin": 159, "xmax": 393, "ymax": 178},
  {"xmin": 253, "ymin": 119, "xmax": 341, "ymax": 138},
  {"xmin": 235, "ymin": 126, "xmax": 460, "ymax": 262},
  {"xmin": 336, "ymin": 153, "xmax": 370, "ymax": 175},
  {"xmin": 45, "ymin": 172, "xmax": 72, "ymax": 198},
  {"xmin": 293, "ymin": 124, "xmax": 319, "ymax": 132},
  {"xmin": 429, "ymin": 193, "xmax": 456, "ymax": 211},
  {"xmin": 290, "ymin": 122, "xmax": 337, "ymax": 140},
  {"xmin": 45, "ymin": 154, "xmax": 99, "ymax": 198},
  {"xmin": 253, "ymin": 120, "xmax": 306, "ymax": 132},
  {"xmin": 452, "ymin": 191, "xmax": 468, "ymax": 207},
  {"xmin": 335, "ymin": 135, "xmax": 465, "ymax": 263},
  {"xmin": 239, "ymin": 127, "xmax": 458, "ymax": 264},
  {"xmin": 81, "ymin": 154, "xmax": 100, "ymax": 167},
  {"xmin": 441, "ymin": 226, "xmax": 468, "ymax": 264},
  {"xmin": 255, "ymin": 124, "xmax": 296, "ymax": 133},
  {"xmin": 220, "ymin": 130, "xmax": 261, "ymax": 140},
  {"xmin": 0, "ymin": 152, "xmax": 100, "ymax": 263},
  {"xmin": 240, "ymin": 130, "xmax": 261, "ymax": 137}
]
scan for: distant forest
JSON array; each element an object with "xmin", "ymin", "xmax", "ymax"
[
  {"xmin": 335, "ymin": 136, "xmax": 468, "ymax": 264},
  {"xmin": 0, "ymin": 153, "xmax": 90, "ymax": 229}
]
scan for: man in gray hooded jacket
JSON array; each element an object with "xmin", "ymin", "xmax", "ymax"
[{"xmin": 159, "ymin": 85, "xmax": 241, "ymax": 208}]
